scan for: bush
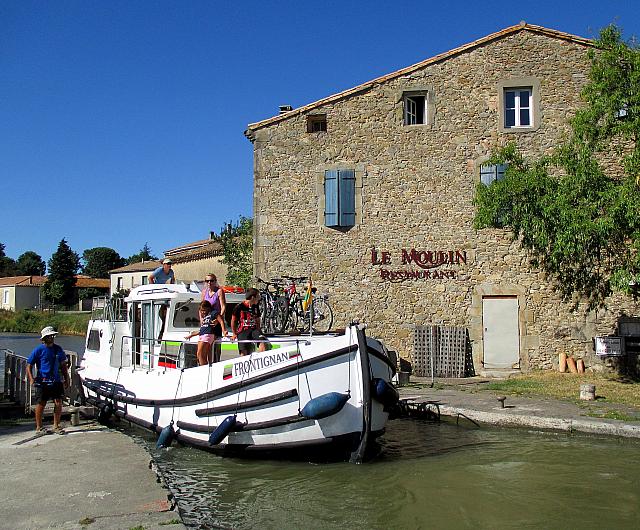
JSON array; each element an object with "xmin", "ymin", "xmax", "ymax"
[{"xmin": 0, "ymin": 309, "xmax": 90, "ymax": 336}]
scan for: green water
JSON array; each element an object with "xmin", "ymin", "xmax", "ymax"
[{"xmin": 146, "ymin": 419, "xmax": 640, "ymax": 529}]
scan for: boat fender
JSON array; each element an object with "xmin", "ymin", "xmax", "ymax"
[
  {"xmin": 372, "ymin": 378, "xmax": 399, "ymax": 408},
  {"xmin": 300, "ymin": 392, "xmax": 350, "ymax": 420},
  {"xmin": 209, "ymin": 415, "xmax": 237, "ymax": 446},
  {"xmin": 97, "ymin": 402, "xmax": 114, "ymax": 425},
  {"xmin": 156, "ymin": 422, "xmax": 176, "ymax": 449}
]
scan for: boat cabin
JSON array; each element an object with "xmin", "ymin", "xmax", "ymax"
[{"xmin": 88, "ymin": 283, "xmax": 246, "ymax": 371}]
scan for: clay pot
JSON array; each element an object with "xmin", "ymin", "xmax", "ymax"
[
  {"xmin": 576, "ymin": 359, "xmax": 585, "ymax": 374},
  {"xmin": 558, "ymin": 353, "xmax": 567, "ymax": 373},
  {"xmin": 567, "ymin": 357, "xmax": 578, "ymax": 374}
]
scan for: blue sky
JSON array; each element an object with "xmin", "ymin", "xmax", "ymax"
[{"xmin": 2, "ymin": 0, "xmax": 639, "ymax": 266}]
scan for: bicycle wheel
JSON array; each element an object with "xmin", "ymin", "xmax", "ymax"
[
  {"xmin": 310, "ymin": 297, "xmax": 333, "ymax": 333},
  {"xmin": 272, "ymin": 297, "xmax": 289, "ymax": 334},
  {"xmin": 259, "ymin": 297, "xmax": 274, "ymax": 334}
]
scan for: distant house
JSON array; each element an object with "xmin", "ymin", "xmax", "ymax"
[
  {"xmin": 74, "ymin": 275, "xmax": 111, "ymax": 310},
  {"xmin": 108, "ymin": 235, "xmax": 227, "ymax": 296},
  {"xmin": 0, "ymin": 275, "xmax": 109, "ymax": 311},
  {"xmin": 0, "ymin": 276, "xmax": 46, "ymax": 311},
  {"xmin": 164, "ymin": 234, "xmax": 227, "ymax": 285},
  {"xmin": 109, "ymin": 261, "xmax": 161, "ymax": 295}
]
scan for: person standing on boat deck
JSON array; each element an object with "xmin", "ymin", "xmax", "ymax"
[
  {"xmin": 201, "ymin": 273, "xmax": 227, "ymax": 362},
  {"xmin": 231, "ymin": 288, "xmax": 267, "ymax": 356},
  {"xmin": 149, "ymin": 259, "xmax": 175, "ymax": 284},
  {"xmin": 26, "ymin": 326, "xmax": 70, "ymax": 434},
  {"xmin": 185, "ymin": 300, "xmax": 228, "ymax": 365}
]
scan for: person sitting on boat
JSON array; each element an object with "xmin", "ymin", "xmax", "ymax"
[
  {"xmin": 185, "ymin": 300, "xmax": 227, "ymax": 365},
  {"xmin": 149, "ymin": 259, "xmax": 175, "ymax": 284},
  {"xmin": 201, "ymin": 273, "xmax": 227, "ymax": 362},
  {"xmin": 231, "ymin": 288, "xmax": 267, "ymax": 356},
  {"xmin": 26, "ymin": 326, "xmax": 71, "ymax": 434}
]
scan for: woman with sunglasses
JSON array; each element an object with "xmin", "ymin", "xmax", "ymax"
[{"xmin": 201, "ymin": 274, "xmax": 227, "ymax": 361}]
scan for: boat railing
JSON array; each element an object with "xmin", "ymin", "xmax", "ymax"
[
  {"xmin": 119, "ymin": 334, "xmax": 198, "ymax": 371},
  {"xmin": 2, "ymin": 349, "xmax": 81, "ymax": 413},
  {"xmin": 117, "ymin": 334, "xmax": 326, "ymax": 371},
  {"xmin": 91, "ymin": 296, "xmax": 126, "ymax": 322}
]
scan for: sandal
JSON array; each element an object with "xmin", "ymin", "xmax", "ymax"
[{"xmin": 53, "ymin": 426, "xmax": 66, "ymax": 435}]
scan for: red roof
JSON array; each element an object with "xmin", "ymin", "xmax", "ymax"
[{"xmin": 0, "ymin": 275, "xmax": 47, "ymax": 287}]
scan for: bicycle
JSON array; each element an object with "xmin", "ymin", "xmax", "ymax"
[
  {"xmin": 256, "ymin": 278, "xmax": 287, "ymax": 334},
  {"xmin": 281, "ymin": 276, "xmax": 334, "ymax": 333}
]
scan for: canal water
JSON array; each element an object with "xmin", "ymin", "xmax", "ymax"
[{"xmin": 3, "ymin": 334, "xmax": 640, "ymax": 528}]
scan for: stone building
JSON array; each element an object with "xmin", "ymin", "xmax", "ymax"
[{"xmin": 245, "ymin": 23, "xmax": 640, "ymax": 374}]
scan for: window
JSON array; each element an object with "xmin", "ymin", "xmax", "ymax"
[
  {"xmin": 142, "ymin": 275, "xmax": 148, "ymax": 285},
  {"xmin": 307, "ymin": 114, "xmax": 327, "ymax": 133},
  {"xmin": 504, "ymin": 88, "xmax": 532, "ymax": 128},
  {"xmin": 498, "ymin": 78, "xmax": 540, "ymax": 133},
  {"xmin": 480, "ymin": 164, "xmax": 508, "ymax": 186},
  {"xmin": 404, "ymin": 94, "xmax": 427, "ymax": 125},
  {"xmin": 3, "ymin": 289, "xmax": 9, "ymax": 305},
  {"xmin": 324, "ymin": 169, "xmax": 355, "ymax": 227},
  {"xmin": 117, "ymin": 277, "xmax": 123, "ymax": 291}
]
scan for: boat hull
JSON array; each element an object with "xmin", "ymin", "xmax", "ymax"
[{"xmin": 80, "ymin": 324, "xmax": 395, "ymax": 461}]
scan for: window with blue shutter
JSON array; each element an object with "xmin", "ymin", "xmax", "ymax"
[
  {"xmin": 324, "ymin": 169, "xmax": 356, "ymax": 228},
  {"xmin": 480, "ymin": 164, "xmax": 508, "ymax": 186}
]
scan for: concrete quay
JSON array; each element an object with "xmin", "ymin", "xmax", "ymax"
[
  {"xmin": 0, "ymin": 421, "xmax": 185, "ymax": 530},
  {"xmin": 398, "ymin": 377, "xmax": 640, "ymax": 439}
]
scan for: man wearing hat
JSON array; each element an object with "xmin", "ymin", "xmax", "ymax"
[
  {"xmin": 26, "ymin": 326, "xmax": 70, "ymax": 434},
  {"xmin": 149, "ymin": 259, "xmax": 175, "ymax": 284}
]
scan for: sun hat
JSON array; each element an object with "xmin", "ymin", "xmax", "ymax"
[
  {"xmin": 162, "ymin": 258, "xmax": 172, "ymax": 265},
  {"xmin": 40, "ymin": 326, "xmax": 59, "ymax": 339}
]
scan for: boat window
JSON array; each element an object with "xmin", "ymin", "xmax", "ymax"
[{"xmin": 173, "ymin": 302, "xmax": 201, "ymax": 329}]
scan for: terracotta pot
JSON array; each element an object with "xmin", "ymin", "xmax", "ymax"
[
  {"xmin": 576, "ymin": 359, "xmax": 585, "ymax": 374},
  {"xmin": 558, "ymin": 353, "xmax": 567, "ymax": 373},
  {"xmin": 567, "ymin": 356, "xmax": 578, "ymax": 374}
]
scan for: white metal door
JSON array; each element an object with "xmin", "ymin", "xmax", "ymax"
[{"xmin": 483, "ymin": 296, "xmax": 520, "ymax": 369}]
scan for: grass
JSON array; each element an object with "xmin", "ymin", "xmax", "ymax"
[
  {"xmin": 483, "ymin": 371, "xmax": 640, "ymax": 408},
  {"xmin": 584, "ymin": 409, "xmax": 640, "ymax": 422},
  {"xmin": 0, "ymin": 309, "xmax": 90, "ymax": 336}
]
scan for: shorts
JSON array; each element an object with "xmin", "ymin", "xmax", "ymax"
[
  {"xmin": 199, "ymin": 334, "xmax": 215, "ymax": 344},
  {"xmin": 34, "ymin": 382, "xmax": 64, "ymax": 403},
  {"xmin": 237, "ymin": 328, "xmax": 265, "ymax": 354}
]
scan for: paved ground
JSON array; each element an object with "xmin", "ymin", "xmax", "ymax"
[
  {"xmin": 0, "ymin": 420, "xmax": 185, "ymax": 530},
  {"xmin": 398, "ymin": 376, "xmax": 640, "ymax": 438}
]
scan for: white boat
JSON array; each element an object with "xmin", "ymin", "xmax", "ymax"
[{"xmin": 79, "ymin": 284, "xmax": 398, "ymax": 462}]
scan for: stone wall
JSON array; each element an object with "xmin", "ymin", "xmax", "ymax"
[{"xmin": 249, "ymin": 30, "xmax": 640, "ymax": 373}]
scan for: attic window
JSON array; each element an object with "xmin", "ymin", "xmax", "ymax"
[
  {"xmin": 404, "ymin": 93, "xmax": 428, "ymax": 125},
  {"xmin": 307, "ymin": 114, "xmax": 327, "ymax": 133}
]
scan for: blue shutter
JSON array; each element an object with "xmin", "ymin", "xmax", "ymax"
[
  {"xmin": 338, "ymin": 169, "xmax": 356, "ymax": 226},
  {"xmin": 324, "ymin": 170, "xmax": 339, "ymax": 227}
]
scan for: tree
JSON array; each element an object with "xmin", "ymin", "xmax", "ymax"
[
  {"xmin": 0, "ymin": 243, "xmax": 17, "ymax": 277},
  {"xmin": 126, "ymin": 243, "xmax": 158, "ymax": 265},
  {"xmin": 15, "ymin": 251, "xmax": 46, "ymax": 276},
  {"xmin": 474, "ymin": 25, "xmax": 640, "ymax": 310},
  {"xmin": 42, "ymin": 238, "xmax": 80, "ymax": 307},
  {"xmin": 219, "ymin": 216, "xmax": 253, "ymax": 288},
  {"xmin": 82, "ymin": 247, "xmax": 125, "ymax": 278}
]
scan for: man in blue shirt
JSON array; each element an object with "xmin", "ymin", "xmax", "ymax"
[
  {"xmin": 26, "ymin": 326, "xmax": 70, "ymax": 434},
  {"xmin": 149, "ymin": 259, "xmax": 175, "ymax": 284}
]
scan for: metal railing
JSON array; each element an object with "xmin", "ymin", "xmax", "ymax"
[
  {"xmin": 91, "ymin": 296, "xmax": 126, "ymax": 322},
  {"xmin": 2, "ymin": 349, "xmax": 80, "ymax": 414}
]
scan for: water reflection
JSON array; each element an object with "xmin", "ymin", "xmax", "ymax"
[{"xmin": 135, "ymin": 419, "xmax": 640, "ymax": 529}]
